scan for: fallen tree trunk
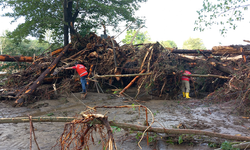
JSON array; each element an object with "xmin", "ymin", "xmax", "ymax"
[
  {"xmin": 110, "ymin": 121, "xmax": 250, "ymax": 141},
  {"xmin": 212, "ymin": 45, "xmax": 250, "ymax": 55},
  {"xmin": 170, "ymin": 49, "xmax": 212, "ymax": 54},
  {"xmin": 15, "ymin": 44, "xmax": 70, "ymax": 104},
  {"xmin": 0, "ymin": 117, "xmax": 75, "ymax": 123},
  {"xmin": 1, "ymin": 116, "xmax": 250, "ymax": 141},
  {"xmin": 0, "ymin": 55, "xmax": 33, "ymax": 62}
]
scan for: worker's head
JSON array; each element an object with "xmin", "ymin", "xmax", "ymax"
[{"xmin": 75, "ymin": 61, "xmax": 78, "ymax": 65}]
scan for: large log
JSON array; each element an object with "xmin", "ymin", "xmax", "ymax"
[
  {"xmin": 168, "ymin": 45, "xmax": 250, "ymax": 56},
  {"xmin": 15, "ymin": 44, "xmax": 70, "ymax": 104},
  {"xmin": 0, "ymin": 117, "xmax": 75, "ymax": 123},
  {"xmin": 212, "ymin": 45, "xmax": 250, "ymax": 55},
  {"xmin": 0, "ymin": 55, "xmax": 33, "ymax": 62},
  {"xmin": 1, "ymin": 116, "xmax": 250, "ymax": 141},
  {"xmin": 170, "ymin": 49, "xmax": 212, "ymax": 54}
]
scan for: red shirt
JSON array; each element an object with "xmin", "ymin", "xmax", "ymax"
[
  {"xmin": 181, "ymin": 70, "xmax": 191, "ymax": 81},
  {"xmin": 72, "ymin": 64, "xmax": 88, "ymax": 77}
]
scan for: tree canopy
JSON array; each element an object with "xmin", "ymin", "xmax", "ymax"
[
  {"xmin": 195, "ymin": 0, "xmax": 250, "ymax": 35},
  {"xmin": 0, "ymin": 33, "xmax": 52, "ymax": 56},
  {"xmin": 182, "ymin": 37, "xmax": 206, "ymax": 50},
  {"xmin": 0, "ymin": 31, "xmax": 59, "ymax": 72},
  {"xmin": 0, "ymin": 0, "xmax": 147, "ymax": 45},
  {"xmin": 160, "ymin": 40, "xmax": 177, "ymax": 48},
  {"xmin": 122, "ymin": 29, "xmax": 151, "ymax": 45}
]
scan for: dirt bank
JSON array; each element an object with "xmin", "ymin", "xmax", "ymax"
[{"xmin": 0, "ymin": 92, "xmax": 249, "ymax": 150}]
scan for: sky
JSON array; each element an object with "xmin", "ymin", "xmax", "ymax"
[{"xmin": 1, "ymin": 0, "xmax": 250, "ymax": 49}]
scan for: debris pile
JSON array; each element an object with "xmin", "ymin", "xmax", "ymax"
[{"xmin": 1, "ymin": 32, "xmax": 250, "ymax": 113}]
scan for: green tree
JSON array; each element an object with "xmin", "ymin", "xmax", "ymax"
[
  {"xmin": 182, "ymin": 38, "xmax": 206, "ymax": 50},
  {"xmin": 0, "ymin": 31, "xmax": 58, "ymax": 72},
  {"xmin": 195, "ymin": 0, "xmax": 250, "ymax": 35},
  {"xmin": 122, "ymin": 30, "xmax": 151, "ymax": 45},
  {"xmin": 0, "ymin": 30, "xmax": 58, "ymax": 56},
  {"xmin": 0, "ymin": 0, "xmax": 147, "ymax": 46},
  {"xmin": 160, "ymin": 40, "xmax": 177, "ymax": 48}
]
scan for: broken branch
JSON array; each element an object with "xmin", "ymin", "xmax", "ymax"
[{"xmin": 92, "ymin": 72, "xmax": 152, "ymax": 79}]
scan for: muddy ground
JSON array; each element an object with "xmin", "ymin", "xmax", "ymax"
[{"xmin": 0, "ymin": 90, "xmax": 250, "ymax": 150}]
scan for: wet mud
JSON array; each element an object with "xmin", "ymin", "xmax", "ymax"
[{"xmin": 0, "ymin": 92, "xmax": 250, "ymax": 150}]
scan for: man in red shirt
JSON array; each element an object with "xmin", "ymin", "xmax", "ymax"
[
  {"xmin": 181, "ymin": 69, "xmax": 193, "ymax": 99},
  {"xmin": 65, "ymin": 62, "xmax": 88, "ymax": 94}
]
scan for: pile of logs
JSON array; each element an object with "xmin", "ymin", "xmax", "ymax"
[{"xmin": 1, "ymin": 32, "xmax": 250, "ymax": 111}]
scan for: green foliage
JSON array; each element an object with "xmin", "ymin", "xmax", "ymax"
[
  {"xmin": 160, "ymin": 40, "xmax": 177, "ymax": 48},
  {"xmin": 182, "ymin": 37, "xmax": 206, "ymax": 50},
  {"xmin": 0, "ymin": 32, "xmax": 59, "ymax": 72},
  {"xmin": 111, "ymin": 126, "xmax": 121, "ymax": 133},
  {"xmin": 153, "ymin": 110, "xmax": 159, "ymax": 116},
  {"xmin": 113, "ymin": 90, "xmax": 119, "ymax": 94},
  {"xmin": 194, "ymin": 0, "xmax": 249, "ymax": 35},
  {"xmin": 122, "ymin": 29, "xmax": 151, "ymax": 45},
  {"xmin": 0, "ymin": 33, "xmax": 54, "ymax": 56},
  {"xmin": 178, "ymin": 135, "xmax": 183, "ymax": 144},
  {"xmin": 148, "ymin": 133, "xmax": 157, "ymax": 143},
  {"xmin": 208, "ymin": 142, "xmax": 218, "ymax": 148},
  {"xmin": 135, "ymin": 132, "xmax": 143, "ymax": 140},
  {"xmin": 166, "ymin": 137, "xmax": 174, "ymax": 145},
  {"xmin": 47, "ymin": 113, "xmax": 54, "ymax": 116},
  {"xmin": 0, "ymin": 0, "xmax": 147, "ymax": 43},
  {"xmin": 131, "ymin": 103, "xmax": 136, "ymax": 111},
  {"xmin": 221, "ymin": 141, "xmax": 239, "ymax": 150}
]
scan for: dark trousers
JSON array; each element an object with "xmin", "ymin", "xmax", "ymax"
[{"xmin": 80, "ymin": 75, "xmax": 87, "ymax": 93}]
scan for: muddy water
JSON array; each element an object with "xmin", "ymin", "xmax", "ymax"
[{"xmin": 0, "ymin": 92, "xmax": 249, "ymax": 150}]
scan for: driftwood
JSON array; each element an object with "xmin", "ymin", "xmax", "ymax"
[
  {"xmin": 0, "ymin": 55, "xmax": 33, "ymax": 62},
  {"xmin": 1, "ymin": 116, "xmax": 250, "ymax": 141},
  {"xmin": 170, "ymin": 49, "xmax": 212, "ymax": 54},
  {"xmin": 15, "ymin": 44, "xmax": 70, "ymax": 104},
  {"xmin": 119, "ymin": 69, "xmax": 146, "ymax": 95},
  {"xmin": 0, "ymin": 117, "xmax": 76, "ymax": 123},
  {"xmin": 50, "ymin": 47, "xmax": 64, "ymax": 56},
  {"xmin": 51, "ymin": 61, "xmax": 75, "ymax": 76},
  {"xmin": 209, "ymin": 61, "xmax": 233, "ymax": 74},
  {"xmin": 232, "ymin": 142, "xmax": 250, "ymax": 149},
  {"xmin": 3, "ymin": 32, "xmax": 250, "ymax": 104},
  {"xmin": 92, "ymin": 72, "xmax": 152, "ymax": 79},
  {"xmin": 212, "ymin": 45, "xmax": 250, "ymax": 55},
  {"xmin": 183, "ymin": 73, "xmax": 230, "ymax": 79},
  {"xmin": 111, "ymin": 38, "xmax": 118, "ymax": 70}
]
